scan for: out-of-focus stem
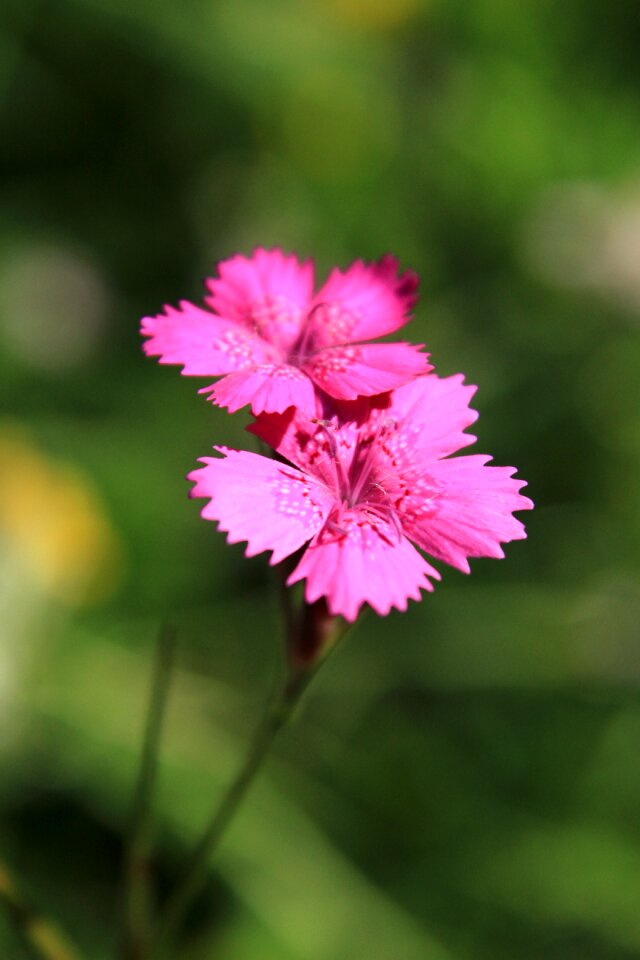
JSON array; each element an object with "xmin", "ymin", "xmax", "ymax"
[
  {"xmin": 152, "ymin": 601, "xmax": 345, "ymax": 956},
  {"xmin": 122, "ymin": 625, "xmax": 177, "ymax": 960},
  {"xmin": 152, "ymin": 666, "xmax": 313, "ymax": 955},
  {"xmin": 0, "ymin": 858, "xmax": 84, "ymax": 960}
]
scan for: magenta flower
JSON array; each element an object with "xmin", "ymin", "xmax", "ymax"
[
  {"xmin": 141, "ymin": 248, "xmax": 429, "ymax": 416},
  {"xmin": 188, "ymin": 374, "xmax": 533, "ymax": 621}
]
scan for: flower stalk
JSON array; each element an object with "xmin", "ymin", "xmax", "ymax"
[
  {"xmin": 122, "ymin": 624, "xmax": 177, "ymax": 960},
  {"xmin": 0, "ymin": 858, "xmax": 84, "ymax": 960},
  {"xmin": 152, "ymin": 601, "xmax": 343, "ymax": 955}
]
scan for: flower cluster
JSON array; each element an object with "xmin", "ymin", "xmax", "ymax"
[{"xmin": 142, "ymin": 248, "xmax": 532, "ymax": 621}]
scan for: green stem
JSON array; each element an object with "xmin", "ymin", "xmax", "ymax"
[
  {"xmin": 121, "ymin": 625, "xmax": 176, "ymax": 960},
  {"xmin": 0, "ymin": 858, "xmax": 84, "ymax": 960},
  {"xmin": 152, "ymin": 664, "xmax": 314, "ymax": 954}
]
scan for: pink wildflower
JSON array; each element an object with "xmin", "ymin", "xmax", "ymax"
[
  {"xmin": 141, "ymin": 248, "xmax": 429, "ymax": 416},
  {"xmin": 188, "ymin": 374, "xmax": 533, "ymax": 622}
]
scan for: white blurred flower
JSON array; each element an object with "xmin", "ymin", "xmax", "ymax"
[
  {"xmin": 0, "ymin": 243, "xmax": 111, "ymax": 369},
  {"xmin": 522, "ymin": 180, "xmax": 640, "ymax": 315}
]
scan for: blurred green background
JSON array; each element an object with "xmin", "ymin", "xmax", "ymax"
[{"xmin": 1, "ymin": 0, "xmax": 640, "ymax": 957}]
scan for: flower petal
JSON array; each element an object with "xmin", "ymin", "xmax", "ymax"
[
  {"xmin": 405, "ymin": 454, "xmax": 534, "ymax": 573},
  {"xmin": 384, "ymin": 373, "xmax": 479, "ymax": 462},
  {"xmin": 308, "ymin": 255, "xmax": 419, "ymax": 348},
  {"xmin": 205, "ymin": 248, "xmax": 314, "ymax": 352},
  {"xmin": 141, "ymin": 301, "xmax": 274, "ymax": 375},
  {"xmin": 250, "ymin": 408, "xmax": 358, "ymax": 484},
  {"xmin": 189, "ymin": 449, "xmax": 332, "ymax": 565},
  {"xmin": 304, "ymin": 342, "xmax": 430, "ymax": 400},
  {"xmin": 208, "ymin": 363, "xmax": 319, "ymax": 415},
  {"xmin": 288, "ymin": 512, "xmax": 440, "ymax": 622}
]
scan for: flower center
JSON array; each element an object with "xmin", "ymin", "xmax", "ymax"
[
  {"xmin": 246, "ymin": 295, "xmax": 302, "ymax": 354},
  {"xmin": 288, "ymin": 301, "xmax": 359, "ymax": 365},
  {"xmin": 311, "ymin": 415, "xmax": 397, "ymax": 509},
  {"xmin": 310, "ymin": 419, "xmax": 352, "ymax": 502},
  {"xmin": 288, "ymin": 303, "xmax": 325, "ymax": 365},
  {"xmin": 308, "ymin": 415, "xmax": 414, "ymax": 548},
  {"xmin": 348, "ymin": 416, "xmax": 397, "ymax": 506}
]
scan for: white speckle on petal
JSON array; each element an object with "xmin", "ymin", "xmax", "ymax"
[
  {"xmin": 308, "ymin": 346, "xmax": 358, "ymax": 383},
  {"xmin": 272, "ymin": 470, "xmax": 325, "ymax": 525},
  {"xmin": 255, "ymin": 363, "xmax": 308, "ymax": 381},
  {"xmin": 309, "ymin": 302, "xmax": 359, "ymax": 344},
  {"xmin": 216, "ymin": 329, "xmax": 257, "ymax": 368},
  {"xmin": 247, "ymin": 295, "xmax": 302, "ymax": 350}
]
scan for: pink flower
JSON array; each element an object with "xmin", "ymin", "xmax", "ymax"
[
  {"xmin": 141, "ymin": 248, "xmax": 429, "ymax": 417},
  {"xmin": 188, "ymin": 374, "xmax": 533, "ymax": 621}
]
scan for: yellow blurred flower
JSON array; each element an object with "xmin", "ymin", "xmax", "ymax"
[
  {"xmin": 325, "ymin": 0, "xmax": 423, "ymax": 31},
  {"xmin": 0, "ymin": 426, "xmax": 123, "ymax": 607}
]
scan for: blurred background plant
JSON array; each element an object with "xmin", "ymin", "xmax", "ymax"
[{"xmin": 1, "ymin": 0, "xmax": 640, "ymax": 957}]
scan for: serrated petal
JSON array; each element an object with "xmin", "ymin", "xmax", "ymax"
[
  {"xmin": 208, "ymin": 363, "xmax": 319, "ymax": 415},
  {"xmin": 304, "ymin": 342, "xmax": 430, "ymax": 400},
  {"xmin": 308, "ymin": 255, "xmax": 418, "ymax": 348},
  {"xmin": 204, "ymin": 248, "xmax": 314, "ymax": 352},
  {"xmin": 141, "ymin": 301, "xmax": 275, "ymax": 375},
  {"xmin": 189, "ymin": 449, "xmax": 332, "ymax": 565},
  {"xmin": 288, "ymin": 511, "xmax": 440, "ymax": 622},
  {"xmin": 405, "ymin": 454, "xmax": 533, "ymax": 573}
]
